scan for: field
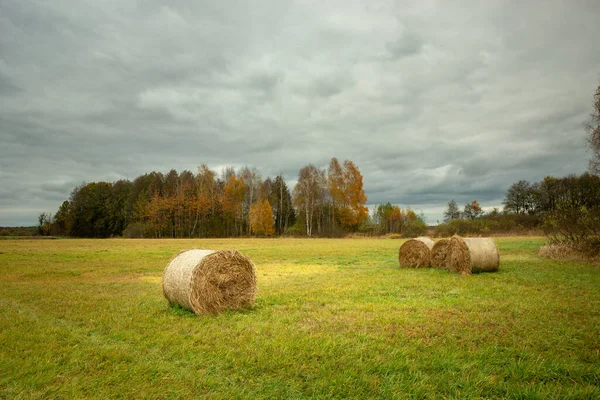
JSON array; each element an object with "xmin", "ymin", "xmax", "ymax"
[{"xmin": 1, "ymin": 237, "xmax": 599, "ymax": 399}]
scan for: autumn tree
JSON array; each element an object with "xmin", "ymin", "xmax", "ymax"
[
  {"xmin": 250, "ymin": 199, "xmax": 274, "ymax": 236},
  {"xmin": 192, "ymin": 164, "xmax": 218, "ymax": 237},
  {"xmin": 587, "ymin": 84, "xmax": 600, "ymax": 174},
  {"xmin": 443, "ymin": 199, "xmax": 461, "ymax": 222},
  {"xmin": 223, "ymin": 173, "xmax": 247, "ymax": 236},
  {"xmin": 374, "ymin": 203, "xmax": 403, "ymax": 234},
  {"xmin": 463, "ymin": 200, "xmax": 484, "ymax": 220},
  {"xmin": 240, "ymin": 166, "xmax": 262, "ymax": 235},
  {"xmin": 341, "ymin": 160, "xmax": 368, "ymax": 229},
  {"xmin": 327, "ymin": 158, "xmax": 345, "ymax": 227},
  {"xmin": 327, "ymin": 158, "xmax": 369, "ymax": 231},
  {"xmin": 374, "ymin": 203, "xmax": 394, "ymax": 233},
  {"xmin": 293, "ymin": 164, "xmax": 326, "ymax": 237},
  {"xmin": 400, "ymin": 208, "xmax": 428, "ymax": 237}
]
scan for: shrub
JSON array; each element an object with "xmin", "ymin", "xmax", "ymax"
[
  {"xmin": 543, "ymin": 204, "xmax": 600, "ymax": 257},
  {"xmin": 435, "ymin": 219, "xmax": 491, "ymax": 236},
  {"xmin": 283, "ymin": 221, "xmax": 307, "ymax": 237},
  {"xmin": 123, "ymin": 222, "xmax": 146, "ymax": 238},
  {"xmin": 402, "ymin": 219, "xmax": 428, "ymax": 238}
]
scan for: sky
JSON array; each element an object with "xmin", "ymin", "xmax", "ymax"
[{"xmin": 1, "ymin": 0, "xmax": 599, "ymax": 227}]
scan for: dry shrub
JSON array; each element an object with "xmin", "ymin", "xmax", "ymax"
[
  {"xmin": 539, "ymin": 244, "xmax": 598, "ymax": 262},
  {"xmin": 431, "ymin": 239, "xmax": 450, "ymax": 269},
  {"xmin": 440, "ymin": 236, "xmax": 499, "ymax": 274},
  {"xmin": 398, "ymin": 237, "xmax": 435, "ymax": 268},
  {"xmin": 162, "ymin": 249, "xmax": 257, "ymax": 314}
]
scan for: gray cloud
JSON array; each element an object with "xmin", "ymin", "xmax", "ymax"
[{"xmin": 0, "ymin": 0, "xmax": 599, "ymax": 226}]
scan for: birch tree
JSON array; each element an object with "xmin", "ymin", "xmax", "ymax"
[{"xmin": 293, "ymin": 164, "xmax": 326, "ymax": 237}]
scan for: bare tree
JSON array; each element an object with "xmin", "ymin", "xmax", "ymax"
[
  {"xmin": 240, "ymin": 166, "xmax": 262, "ymax": 235},
  {"xmin": 293, "ymin": 164, "xmax": 326, "ymax": 237},
  {"xmin": 443, "ymin": 199, "xmax": 461, "ymax": 222},
  {"xmin": 588, "ymin": 84, "xmax": 600, "ymax": 175}
]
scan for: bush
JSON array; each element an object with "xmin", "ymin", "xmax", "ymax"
[
  {"xmin": 123, "ymin": 222, "xmax": 146, "ymax": 238},
  {"xmin": 543, "ymin": 204, "xmax": 600, "ymax": 257},
  {"xmin": 434, "ymin": 213, "xmax": 543, "ymax": 237},
  {"xmin": 283, "ymin": 221, "xmax": 307, "ymax": 237},
  {"xmin": 357, "ymin": 219, "xmax": 377, "ymax": 236},
  {"xmin": 434, "ymin": 219, "xmax": 492, "ymax": 236},
  {"xmin": 402, "ymin": 219, "xmax": 427, "ymax": 238},
  {"xmin": 536, "ymin": 173, "xmax": 600, "ymax": 258}
]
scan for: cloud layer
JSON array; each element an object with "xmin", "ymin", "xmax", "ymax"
[{"xmin": 1, "ymin": 0, "xmax": 599, "ymax": 226}]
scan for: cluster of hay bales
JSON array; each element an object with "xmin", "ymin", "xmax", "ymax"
[
  {"xmin": 399, "ymin": 235, "xmax": 499, "ymax": 274},
  {"xmin": 162, "ymin": 236, "xmax": 499, "ymax": 317},
  {"xmin": 162, "ymin": 249, "xmax": 257, "ymax": 315}
]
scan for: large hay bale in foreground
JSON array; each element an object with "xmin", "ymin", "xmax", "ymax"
[
  {"xmin": 398, "ymin": 237, "xmax": 435, "ymax": 268},
  {"xmin": 431, "ymin": 239, "xmax": 450, "ymax": 269},
  {"xmin": 162, "ymin": 249, "xmax": 257, "ymax": 314},
  {"xmin": 442, "ymin": 236, "xmax": 500, "ymax": 274}
]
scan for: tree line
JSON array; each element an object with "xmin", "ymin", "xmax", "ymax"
[
  {"xmin": 45, "ymin": 158, "xmax": 370, "ymax": 238},
  {"xmin": 25, "ymin": 82, "xmax": 598, "ymax": 248},
  {"xmin": 437, "ymin": 173, "xmax": 600, "ymax": 255}
]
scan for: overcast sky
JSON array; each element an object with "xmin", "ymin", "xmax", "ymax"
[{"xmin": 1, "ymin": 0, "xmax": 599, "ymax": 226}]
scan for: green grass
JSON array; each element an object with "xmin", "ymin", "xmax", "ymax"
[{"xmin": 0, "ymin": 237, "xmax": 598, "ymax": 399}]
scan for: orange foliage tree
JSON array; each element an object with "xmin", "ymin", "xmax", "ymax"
[
  {"xmin": 327, "ymin": 158, "xmax": 368, "ymax": 231},
  {"xmin": 250, "ymin": 199, "xmax": 274, "ymax": 236},
  {"xmin": 223, "ymin": 174, "xmax": 247, "ymax": 236}
]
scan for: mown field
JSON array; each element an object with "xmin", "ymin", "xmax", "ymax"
[{"xmin": 0, "ymin": 237, "xmax": 598, "ymax": 399}]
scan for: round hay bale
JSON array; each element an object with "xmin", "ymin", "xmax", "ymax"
[
  {"xmin": 443, "ymin": 236, "xmax": 500, "ymax": 274},
  {"xmin": 162, "ymin": 249, "xmax": 257, "ymax": 314},
  {"xmin": 398, "ymin": 237, "xmax": 435, "ymax": 268},
  {"xmin": 430, "ymin": 239, "xmax": 450, "ymax": 269}
]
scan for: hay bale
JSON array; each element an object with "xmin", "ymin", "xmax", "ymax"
[
  {"xmin": 431, "ymin": 239, "xmax": 450, "ymax": 269},
  {"xmin": 398, "ymin": 237, "xmax": 435, "ymax": 268},
  {"xmin": 162, "ymin": 249, "xmax": 257, "ymax": 314},
  {"xmin": 442, "ymin": 236, "xmax": 500, "ymax": 274}
]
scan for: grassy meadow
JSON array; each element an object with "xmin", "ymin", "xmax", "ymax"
[{"xmin": 0, "ymin": 237, "xmax": 599, "ymax": 399}]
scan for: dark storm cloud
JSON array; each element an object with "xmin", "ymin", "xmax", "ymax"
[{"xmin": 1, "ymin": 0, "xmax": 599, "ymax": 225}]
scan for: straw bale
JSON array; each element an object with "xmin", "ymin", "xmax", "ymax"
[
  {"xmin": 431, "ymin": 239, "xmax": 450, "ymax": 269},
  {"xmin": 398, "ymin": 237, "xmax": 435, "ymax": 268},
  {"xmin": 443, "ymin": 236, "xmax": 500, "ymax": 274},
  {"xmin": 162, "ymin": 249, "xmax": 257, "ymax": 314}
]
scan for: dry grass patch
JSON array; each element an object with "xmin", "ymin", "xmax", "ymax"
[{"xmin": 539, "ymin": 244, "xmax": 600, "ymax": 263}]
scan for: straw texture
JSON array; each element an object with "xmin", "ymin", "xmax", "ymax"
[
  {"xmin": 442, "ymin": 236, "xmax": 500, "ymax": 274},
  {"xmin": 431, "ymin": 239, "xmax": 450, "ymax": 269},
  {"xmin": 398, "ymin": 237, "xmax": 435, "ymax": 268},
  {"xmin": 162, "ymin": 249, "xmax": 257, "ymax": 314}
]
